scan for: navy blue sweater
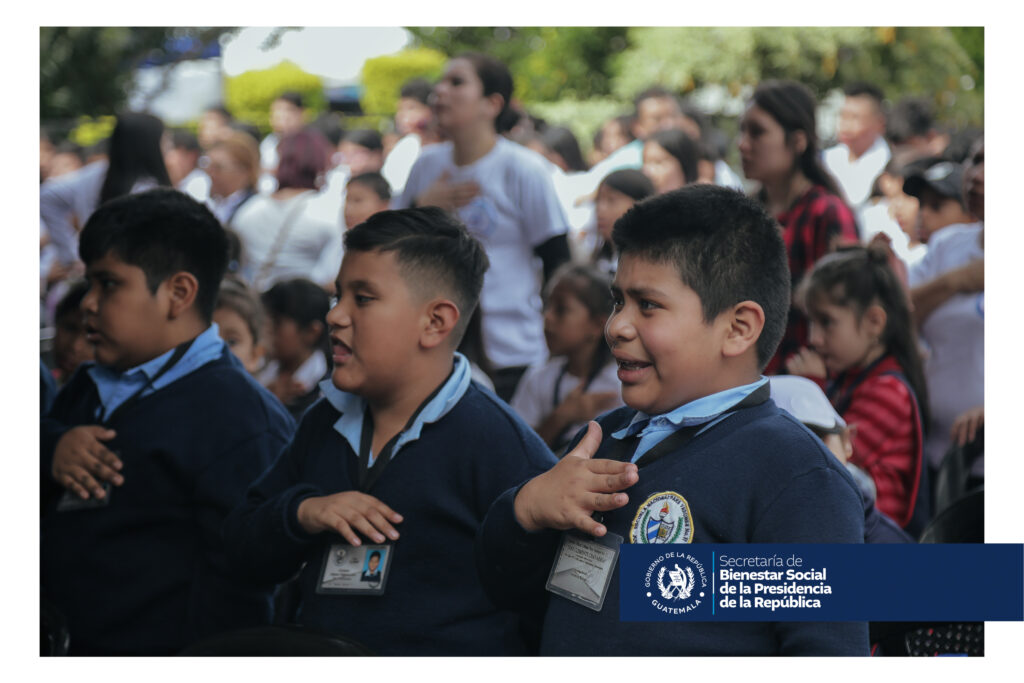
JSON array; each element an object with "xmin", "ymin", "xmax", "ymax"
[
  {"xmin": 477, "ymin": 400, "xmax": 869, "ymax": 656},
  {"xmin": 224, "ymin": 382, "xmax": 558, "ymax": 656},
  {"xmin": 40, "ymin": 350, "xmax": 295, "ymax": 655}
]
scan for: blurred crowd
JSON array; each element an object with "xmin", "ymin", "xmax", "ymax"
[{"xmin": 40, "ymin": 53, "xmax": 985, "ymax": 649}]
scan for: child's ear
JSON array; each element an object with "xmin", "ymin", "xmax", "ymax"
[
  {"xmin": 165, "ymin": 272, "xmax": 199, "ymax": 320},
  {"xmin": 863, "ymin": 304, "xmax": 888, "ymax": 340},
  {"xmin": 789, "ymin": 130, "xmax": 808, "ymax": 156},
  {"xmin": 421, "ymin": 299, "xmax": 460, "ymax": 350},
  {"xmin": 721, "ymin": 300, "xmax": 765, "ymax": 360}
]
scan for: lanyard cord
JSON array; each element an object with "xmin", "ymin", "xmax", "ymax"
[{"xmin": 99, "ymin": 338, "xmax": 196, "ymax": 426}]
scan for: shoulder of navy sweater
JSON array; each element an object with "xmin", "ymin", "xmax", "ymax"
[
  {"xmin": 450, "ymin": 382, "xmax": 558, "ymax": 466},
  {"xmin": 293, "ymin": 383, "xmax": 557, "ymax": 468},
  {"xmin": 126, "ymin": 349, "xmax": 294, "ymax": 440},
  {"xmin": 713, "ymin": 402, "xmax": 862, "ymax": 492}
]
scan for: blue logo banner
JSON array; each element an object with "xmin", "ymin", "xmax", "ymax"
[{"xmin": 619, "ymin": 544, "xmax": 1023, "ymax": 622}]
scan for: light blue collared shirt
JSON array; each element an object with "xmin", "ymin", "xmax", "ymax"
[
  {"xmin": 611, "ymin": 377, "xmax": 769, "ymax": 463},
  {"xmin": 87, "ymin": 324, "xmax": 226, "ymax": 423},
  {"xmin": 319, "ymin": 352, "xmax": 473, "ymax": 467}
]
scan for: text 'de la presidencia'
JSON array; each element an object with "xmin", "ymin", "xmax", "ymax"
[{"xmin": 619, "ymin": 543, "xmax": 1024, "ymax": 622}]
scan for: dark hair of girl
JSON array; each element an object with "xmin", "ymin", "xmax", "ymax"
[
  {"xmin": 456, "ymin": 52, "xmax": 515, "ymax": 134},
  {"xmin": 99, "ymin": 113, "xmax": 172, "ymax": 205},
  {"xmin": 801, "ymin": 245, "xmax": 930, "ymax": 429},
  {"xmin": 544, "ymin": 264, "xmax": 614, "ymax": 389},
  {"xmin": 600, "ymin": 168, "xmax": 655, "ymax": 202},
  {"xmin": 749, "ymin": 80, "xmax": 843, "ymax": 199},
  {"xmin": 592, "ymin": 169, "xmax": 655, "ymax": 264},
  {"xmin": 260, "ymin": 278, "xmax": 330, "ymax": 354},
  {"xmin": 648, "ymin": 129, "xmax": 700, "ymax": 186},
  {"xmin": 347, "ymin": 172, "xmax": 392, "ymax": 201},
  {"xmin": 540, "ymin": 125, "xmax": 588, "ymax": 172}
]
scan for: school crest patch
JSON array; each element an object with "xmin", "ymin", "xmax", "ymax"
[{"xmin": 630, "ymin": 491, "xmax": 693, "ymax": 544}]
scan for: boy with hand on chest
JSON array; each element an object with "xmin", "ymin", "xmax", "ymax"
[
  {"xmin": 40, "ymin": 189, "xmax": 295, "ymax": 655},
  {"xmin": 477, "ymin": 185, "xmax": 868, "ymax": 656},
  {"xmin": 225, "ymin": 207, "xmax": 557, "ymax": 655}
]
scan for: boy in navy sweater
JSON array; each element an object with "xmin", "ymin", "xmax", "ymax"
[
  {"xmin": 225, "ymin": 207, "xmax": 557, "ymax": 655},
  {"xmin": 477, "ymin": 185, "xmax": 868, "ymax": 655},
  {"xmin": 40, "ymin": 189, "xmax": 295, "ymax": 655}
]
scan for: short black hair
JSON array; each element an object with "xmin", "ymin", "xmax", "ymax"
[
  {"xmin": 275, "ymin": 91, "xmax": 304, "ymax": 109},
  {"xmin": 79, "ymin": 188, "xmax": 229, "ymax": 323},
  {"xmin": 347, "ymin": 172, "xmax": 391, "ymax": 201},
  {"xmin": 844, "ymin": 82, "xmax": 885, "ymax": 108},
  {"xmin": 887, "ymin": 97, "xmax": 934, "ymax": 144},
  {"xmin": 633, "ymin": 86, "xmax": 680, "ymax": 113},
  {"xmin": 344, "ymin": 207, "xmax": 489, "ymax": 345},
  {"xmin": 169, "ymin": 128, "xmax": 200, "ymax": 153},
  {"xmin": 600, "ymin": 168, "xmax": 655, "ymax": 202},
  {"xmin": 400, "ymin": 77, "xmax": 433, "ymax": 105},
  {"xmin": 344, "ymin": 129, "xmax": 383, "ymax": 152},
  {"xmin": 205, "ymin": 105, "xmax": 234, "ymax": 123},
  {"xmin": 611, "ymin": 185, "xmax": 790, "ymax": 370}
]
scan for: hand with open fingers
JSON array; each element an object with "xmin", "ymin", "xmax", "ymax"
[
  {"xmin": 297, "ymin": 491, "xmax": 404, "ymax": 546},
  {"xmin": 557, "ymin": 386, "xmax": 620, "ymax": 425},
  {"xmin": 951, "ymin": 405, "xmax": 984, "ymax": 447},
  {"xmin": 513, "ymin": 421, "xmax": 638, "ymax": 537},
  {"xmin": 416, "ymin": 171, "xmax": 481, "ymax": 211},
  {"xmin": 52, "ymin": 425, "xmax": 123, "ymax": 500},
  {"xmin": 785, "ymin": 347, "xmax": 827, "ymax": 379}
]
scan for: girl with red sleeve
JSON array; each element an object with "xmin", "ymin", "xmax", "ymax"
[
  {"xmin": 738, "ymin": 80, "xmax": 860, "ymax": 375},
  {"xmin": 787, "ymin": 246, "xmax": 930, "ymax": 537}
]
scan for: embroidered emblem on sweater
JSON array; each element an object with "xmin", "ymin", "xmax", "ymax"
[{"xmin": 630, "ymin": 491, "xmax": 693, "ymax": 544}]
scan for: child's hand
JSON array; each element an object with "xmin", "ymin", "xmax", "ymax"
[
  {"xmin": 557, "ymin": 386, "xmax": 620, "ymax": 425},
  {"xmin": 52, "ymin": 426, "xmax": 123, "ymax": 499},
  {"xmin": 785, "ymin": 347, "xmax": 827, "ymax": 379},
  {"xmin": 951, "ymin": 405, "xmax": 984, "ymax": 447},
  {"xmin": 513, "ymin": 421, "xmax": 638, "ymax": 537},
  {"xmin": 296, "ymin": 491, "xmax": 404, "ymax": 545},
  {"xmin": 416, "ymin": 171, "xmax": 480, "ymax": 211}
]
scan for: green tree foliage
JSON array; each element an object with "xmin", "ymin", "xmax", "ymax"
[
  {"xmin": 360, "ymin": 48, "xmax": 447, "ymax": 118},
  {"xmin": 611, "ymin": 27, "xmax": 982, "ymax": 125},
  {"xmin": 224, "ymin": 61, "xmax": 327, "ymax": 134},
  {"xmin": 40, "ymin": 27, "xmax": 231, "ymax": 122},
  {"xmin": 406, "ymin": 27, "xmax": 629, "ymax": 102}
]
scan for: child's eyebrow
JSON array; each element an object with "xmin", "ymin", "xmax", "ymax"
[
  {"xmin": 338, "ymin": 278, "xmax": 380, "ymax": 294},
  {"xmin": 624, "ymin": 285, "xmax": 669, "ymax": 300}
]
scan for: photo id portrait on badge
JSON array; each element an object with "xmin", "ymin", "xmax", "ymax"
[
  {"xmin": 316, "ymin": 543, "xmax": 393, "ymax": 596},
  {"xmin": 546, "ymin": 531, "xmax": 622, "ymax": 612}
]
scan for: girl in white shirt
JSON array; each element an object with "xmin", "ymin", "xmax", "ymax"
[{"xmin": 511, "ymin": 265, "xmax": 623, "ymax": 454}]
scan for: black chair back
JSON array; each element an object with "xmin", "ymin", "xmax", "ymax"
[{"xmin": 918, "ymin": 488, "xmax": 984, "ymax": 544}]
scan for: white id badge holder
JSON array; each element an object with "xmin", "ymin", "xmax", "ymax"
[
  {"xmin": 545, "ymin": 530, "xmax": 622, "ymax": 612},
  {"xmin": 316, "ymin": 543, "xmax": 393, "ymax": 596}
]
